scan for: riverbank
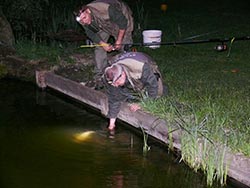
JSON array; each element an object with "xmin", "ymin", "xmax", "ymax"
[
  {"xmin": 1, "ymin": 45, "xmax": 250, "ymax": 188},
  {"xmin": 36, "ymin": 70, "xmax": 250, "ymax": 188},
  {"xmin": 0, "ymin": 45, "xmax": 95, "ymax": 83}
]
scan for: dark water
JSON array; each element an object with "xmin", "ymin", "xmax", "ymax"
[{"xmin": 0, "ymin": 79, "xmax": 231, "ymax": 188}]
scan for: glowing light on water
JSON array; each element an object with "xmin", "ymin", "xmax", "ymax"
[{"xmin": 73, "ymin": 131, "xmax": 95, "ymax": 142}]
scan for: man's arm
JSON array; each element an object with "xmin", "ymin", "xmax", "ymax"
[
  {"xmin": 105, "ymin": 81, "xmax": 126, "ymax": 130},
  {"xmin": 108, "ymin": 5, "xmax": 128, "ymax": 50},
  {"xmin": 108, "ymin": 118, "xmax": 116, "ymax": 130},
  {"xmin": 115, "ymin": 29, "xmax": 126, "ymax": 50}
]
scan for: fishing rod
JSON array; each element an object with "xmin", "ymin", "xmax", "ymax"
[
  {"xmin": 131, "ymin": 36, "xmax": 250, "ymax": 46},
  {"xmin": 80, "ymin": 36, "xmax": 250, "ymax": 51},
  {"xmin": 80, "ymin": 43, "xmax": 110, "ymax": 48}
]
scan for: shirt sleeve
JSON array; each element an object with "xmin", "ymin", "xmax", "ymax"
[
  {"xmin": 105, "ymin": 81, "xmax": 125, "ymax": 119},
  {"xmin": 108, "ymin": 4, "xmax": 128, "ymax": 29},
  {"xmin": 141, "ymin": 63, "xmax": 159, "ymax": 98}
]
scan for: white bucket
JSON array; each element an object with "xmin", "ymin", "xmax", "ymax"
[{"xmin": 142, "ymin": 30, "xmax": 162, "ymax": 49}]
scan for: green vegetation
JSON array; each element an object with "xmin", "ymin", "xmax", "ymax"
[
  {"xmin": 137, "ymin": 0, "xmax": 250, "ymax": 185},
  {"xmin": 140, "ymin": 41, "xmax": 250, "ymax": 185},
  {"xmin": 14, "ymin": 40, "xmax": 86, "ymax": 64},
  {"xmin": 142, "ymin": 0, "xmax": 250, "ymax": 152},
  {"xmin": 140, "ymin": 125, "xmax": 151, "ymax": 156},
  {"xmin": 1, "ymin": 0, "xmax": 80, "ymax": 41},
  {"xmin": 141, "ymin": 97, "xmax": 233, "ymax": 185},
  {"xmin": 15, "ymin": 40, "xmax": 63, "ymax": 63},
  {"xmin": 141, "ymin": 41, "xmax": 250, "ymax": 156}
]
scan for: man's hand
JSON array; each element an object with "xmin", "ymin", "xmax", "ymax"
[
  {"xmin": 100, "ymin": 41, "xmax": 115, "ymax": 52},
  {"xmin": 114, "ymin": 40, "xmax": 122, "ymax": 50},
  {"xmin": 108, "ymin": 118, "xmax": 116, "ymax": 130},
  {"xmin": 114, "ymin": 29, "xmax": 126, "ymax": 50},
  {"xmin": 129, "ymin": 103, "xmax": 141, "ymax": 112}
]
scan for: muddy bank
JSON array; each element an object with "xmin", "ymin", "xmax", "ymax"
[{"xmin": 0, "ymin": 46, "xmax": 96, "ymax": 83}]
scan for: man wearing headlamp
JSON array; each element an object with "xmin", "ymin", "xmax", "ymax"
[{"xmin": 74, "ymin": 0, "xmax": 134, "ymax": 84}]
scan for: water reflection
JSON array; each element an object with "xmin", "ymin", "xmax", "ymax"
[
  {"xmin": 73, "ymin": 131, "xmax": 96, "ymax": 142},
  {"xmin": 0, "ymin": 79, "xmax": 231, "ymax": 188}
]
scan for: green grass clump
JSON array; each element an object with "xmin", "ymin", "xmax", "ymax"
[
  {"xmin": 15, "ymin": 40, "xmax": 64, "ymax": 64},
  {"xmin": 14, "ymin": 40, "xmax": 90, "ymax": 64}
]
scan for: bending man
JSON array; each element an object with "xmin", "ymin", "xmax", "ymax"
[
  {"xmin": 103, "ymin": 52, "xmax": 165, "ymax": 131},
  {"xmin": 74, "ymin": 0, "xmax": 134, "ymax": 81}
]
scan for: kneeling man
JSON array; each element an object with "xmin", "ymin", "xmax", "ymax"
[{"xmin": 103, "ymin": 52, "xmax": 166, "ymax": 131}]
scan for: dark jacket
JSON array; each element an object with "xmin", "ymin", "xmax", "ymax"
[{"xmin": 104, "ymin": 52, "xmax": 164, "ymax": 119}]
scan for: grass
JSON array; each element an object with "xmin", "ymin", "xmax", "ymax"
[
  {"xmin": 15, "ymin": 40, "xmax": 65, "ymax": 63},
  {"xmin": 14, "ymin": 40, "xmax": 93, "ymax": 64},
  {"xmin": 140, "ymin": 38, "xmax": 250, "ymax": 156},
  {"xmin": 139, "ymin": 41, "xmax": 250, "ymax": 185},
  {"xmin": 137, "ymin": 0, "xmax": 250, "ymax": 156},
  {"xmin": 135, "ymin": 0, "xmax": 250, "ymax": 185}
]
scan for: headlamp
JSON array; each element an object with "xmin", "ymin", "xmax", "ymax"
[{"xmin": 76, "ymin": 16, "xmax": 81, "ymax": 22}]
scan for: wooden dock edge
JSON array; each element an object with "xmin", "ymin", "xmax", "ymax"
[{"xmin": 35, "ymin": 70, "xmax": 250, "ymax": 188}]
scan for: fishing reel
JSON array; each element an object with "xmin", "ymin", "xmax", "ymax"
[{"xmin": 214, "ymin": 43, "xmax": 227, "ymax": 52}]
